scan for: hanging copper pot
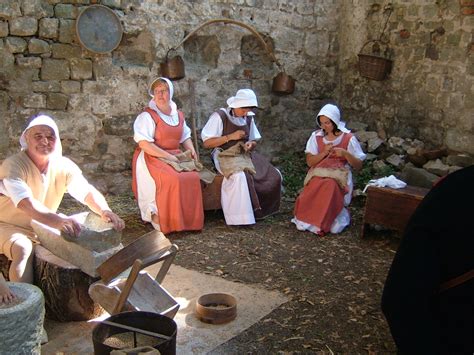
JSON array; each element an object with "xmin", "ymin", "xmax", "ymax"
[
  {"xmin": 160, "ymin": 55, "xmax": 185, "ymax": 80},
  {"xmin": 272, "ymin": 72, "xmax": 295, "ymax": 94}
]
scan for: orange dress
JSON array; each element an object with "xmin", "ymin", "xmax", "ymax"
[
  {"xmin": 293, "ymin": 133, "xmax": 353, "ymax": 233},
  {"xmin": 132, "ymin": 108, "xmax": 204, "ymax": 234}
]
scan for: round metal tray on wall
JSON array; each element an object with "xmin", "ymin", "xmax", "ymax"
[{"xmin": 76, "ymin": 4, "xmax": 123, "ymax": 54}]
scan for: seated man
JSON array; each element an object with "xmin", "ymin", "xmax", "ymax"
[
  {"xmin": 201, "ymin": 89, "xmax": 281, "ymax": 225},
  {"xmin": 0, "ymin": 114, "xmax": 125, "ymax": 284}
]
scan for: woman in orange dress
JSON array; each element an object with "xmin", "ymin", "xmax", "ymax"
[
  {"xmin": 132, "ymin": 77, "xmax": 203, "ymax": 234},
  {"xmin": 292, "ymin": 104, "xmax": 366, "ymax": 236}
]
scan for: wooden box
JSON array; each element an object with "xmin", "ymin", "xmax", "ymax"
[{"xmin": 361, "ymin": 185, "xmax": 429, "ymax": 237}]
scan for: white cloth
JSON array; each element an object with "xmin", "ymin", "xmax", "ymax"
[
  {"xmin": 362, "ymin": 175, "xmax": 407, "ymax": 193},
  {"xmin": 2, "ymin": 158, "xmax": 92, "ymax": 207},
  {"xmin": 133, "ymin": 100, "xmax": 191, "ymax": 144},
  {"xmin": 293, "ymin": 130, "xmax": 366, "ymax": 234},
  {"xmin": 316, "ymin": 104, "xmax": 350, "ymax": 133},
  {"xmin": 226, "ymin": 89, "xmax": 258, "ymax": 108},
  {"xmin": 19, "ymin": 114, "xmax": 62, "ymax": 156},
  {"xmin": 201, "ymin": 108, "xmax": 262, "ymax": 225}
]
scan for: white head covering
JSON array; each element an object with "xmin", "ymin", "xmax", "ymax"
[
  {"xmin": 316, "ymin": 104, "xmax": 350, "ymax": 133},
  {"xmin": 227, "ymin": 89, "xmax": 258, "ymax": 108},
  {"xmin": 20, "ymin": 114, "xmax": 62, "ymax": 156},
  {"xmin": 148, "ymin": 77, "xmax": 174, "ymax": 99}
]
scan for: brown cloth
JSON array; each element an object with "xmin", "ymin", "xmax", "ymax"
[
  {"xmin": 159, "ymin": 150, "xmax": 216, "ymax": 184},
  {"xmin": 216, "ymin": 142, "xmax": 256, "ymax": 178}
]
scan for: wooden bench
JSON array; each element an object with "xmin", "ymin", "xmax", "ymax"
[
  {"xmin": 202, "ymin": 174, "xmax": 223, "ymax": 211},
  {"xmin": 361, "ymin": 185, "xmax": 430, "ymax": 238}
]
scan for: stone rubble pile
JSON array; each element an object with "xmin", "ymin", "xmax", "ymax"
[{"xmin": 350, "ymin": 122, "xmax": 474, "ymax": 189}]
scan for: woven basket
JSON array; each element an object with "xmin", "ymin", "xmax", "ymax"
[{"xmin": 358, "ymin": 40, "xmax": 392, "ymax": 81}]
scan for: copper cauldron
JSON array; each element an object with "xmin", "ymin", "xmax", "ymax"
[
  {"xmin": 160, "ymin": 55, "xmax": 185, "ymax": 80},
  {"xmin": 272, "ymin": 72, "xmax": 295, "ymax": 94}
]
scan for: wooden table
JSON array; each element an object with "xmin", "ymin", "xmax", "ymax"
[{"xmin": 361, "ymin": 185, "xmax": 430, "ymax": 237}]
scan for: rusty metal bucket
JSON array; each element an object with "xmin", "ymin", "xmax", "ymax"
[
  {"xmin": 272, "ymin": 72, "xmax": 295, "ymax": 94},
  {"xmin": 160, "ymin": 55, "xmax": 185, "ymax": 80}
]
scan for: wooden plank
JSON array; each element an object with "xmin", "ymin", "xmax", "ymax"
[{"xmin": 202, "ymin": 175, "xmax": 223, "ymax": 210}]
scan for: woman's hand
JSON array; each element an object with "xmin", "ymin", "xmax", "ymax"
[
  {"xmin": 101, "ymin": 210, "xmax": 125, "ymax": 231},
  {"xmin": 244, "ymin": 141, "xmax": 257, "ymax": 152},
  {"xmin": 228, "ymin": 130, "xmax": 246, "ymax": 141},
  {"xmin": 322, "ymin": 143, "xmax": 333, "ymax": 157},
  {"xmin": 332, "ymin": 147, "xmax": 347, "ymax": 158}
]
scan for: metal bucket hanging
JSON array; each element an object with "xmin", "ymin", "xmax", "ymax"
[
  {"xmin": 160, "ymin": 54, "xmax": 185, "ymax": 81},
  {"xmin": 272, "ymin": 72, "xmax": 295, "ymax": 94},
  {"xmin": 357, "ymin": 40, "xmax": 392, "ymax": 81}
]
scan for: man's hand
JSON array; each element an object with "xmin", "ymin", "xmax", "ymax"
[
  {"xmin": 101, "ymin": 210, "xmax": 125, "ymax": 231},
  {"xmin": 58, "ymin": 216, "xmax": 82, "ymax": 237}
]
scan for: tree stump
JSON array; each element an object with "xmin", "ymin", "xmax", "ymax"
[{"xmin": 34, "ymin": 245, "xmax": 104, "ymax": 321}]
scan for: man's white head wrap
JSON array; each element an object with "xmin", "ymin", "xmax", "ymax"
[
  {"xmin": 19, "ymin": 114, "xmax": 62, "ymax": 156},
  {"xmin": 316, "ymin": 104, "xmax": 350, "ymax": 133}
]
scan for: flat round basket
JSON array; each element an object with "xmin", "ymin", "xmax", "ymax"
[{"xmin": 76, "ymin": 5, "xmax": 123, "ymax": 54}]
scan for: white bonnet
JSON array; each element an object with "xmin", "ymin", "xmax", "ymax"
[{"xmin": 316, "ymin": 104, "xmax": 350, "ymax": 133}]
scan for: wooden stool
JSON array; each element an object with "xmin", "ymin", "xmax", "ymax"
[{"xmin": 361, "ymin": 185, "xmax": 429, "ymax": 237}]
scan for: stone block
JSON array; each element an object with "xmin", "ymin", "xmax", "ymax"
[
  {"xmin": 28, "ymin": 38, "xmax": 50, "ymax": 54},
  {"xmin": 446, "ymin": 154, "xmax": 474, "ymax": 167},
  {"xmin": 0, "ymin": 2, "xmax": 21, "ymax": 18},
  {"xmin": 47, "ymin": 92, "xmax": 68, "ymax": 110},
  {"xmin": 31, "ymin": 212, "xmax": 123, "ymax": 278},
  {"xmin": 9, "ymin": 17, "xmax": 38, "ymax": 36},
  {"xmin": 22, "ymin": 0, "xmax": 54, "ymax": 18},
  {"xmin": 101, "ymin": 0, "xmax": 122, "ymax": 8},
  {"xmin": 423, "ymin": 159, "xmax": 450, "ymax": 177},
  {"xmin": 41, "ymin": 58, "xmax": 70, "ymax": 80},
  {"xmin": 61, "ymin": 80, "xmax": 81, "ymax": 94},
  {"xmin": 0, "ymin": 21, "xmax": 8, "ymax": 37},
  {"xmin": 55, "ymin": 4, "xmax": 78, "ymax": 18},
  {"xmin": 59, "ymin": 19, "xmax": 76, "ymax": 44},
  {"xmin": 32, "ymin": 80, "xmax": 61, "ymax": 92},
  {"xmin": 70, "ymin": 58, "xmax": 92, "ymax": 80},
  {"xmin": 39, "ymin": 18, "xmax": 58, "ymax": 39},
  {"xmin": 16, "ymin": 56, "xmax": 42, "ymax": 69},
  {"xmin": 52, "ymin": 43, "xmax": 82, "ymax": 58},
  {"xmin": 22, "ymin": 93, "xmax": 46, "ymax": 108},
  {"xmin": 400, "ymin": 165, "xmax": 439, "ymax": 189},
  {"xmin": 5, "ymin": 37, "xmax": 27, "ymax": 53}
]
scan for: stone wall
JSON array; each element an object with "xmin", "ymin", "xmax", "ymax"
[
  {"xmin": 0, "ymin": 0, "xmax": 472, "ymax": 194},
  {"xmin": 338, "ymin": 0, "xmax": 474, "ymax": 154},
  {"xmin": 0, "ymin": 0, "xmax": 339, "ymax": 193}
]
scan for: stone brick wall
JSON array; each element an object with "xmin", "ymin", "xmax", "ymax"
[
  {"xmin": 338, "ymin": 0, "xmax": 473, "ymax": 154},
  {"xmin": 0, "ymin": 0, "xmax": 472, "ymax": 193}
]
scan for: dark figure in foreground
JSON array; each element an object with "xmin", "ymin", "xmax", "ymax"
[{"xmin": 382, "ymin": 166, "xmax": 474, "ymax": 354}]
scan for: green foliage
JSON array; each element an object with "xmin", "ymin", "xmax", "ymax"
[
  {"xmin": 278, "ymin": 151, "xmax": 308, "ymax": 198},
  {"xmin": 353, "ymin": 161, "xmax": 396, "ymax": 190}
]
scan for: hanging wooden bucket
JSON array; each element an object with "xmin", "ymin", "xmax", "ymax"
[
  {"xmin": 272, "ymin": 72, "xmax": 295, "ymax": 94},
  {"xmin": 160, "ymin": 55, "xmax": 185, "ymax": 80}
]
